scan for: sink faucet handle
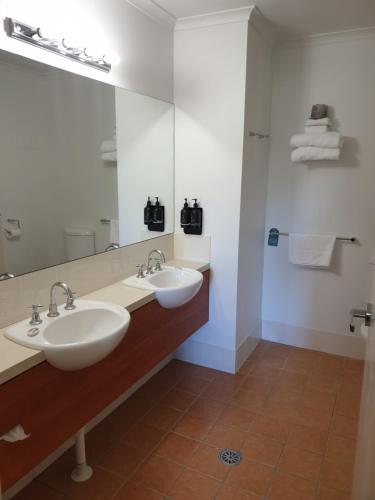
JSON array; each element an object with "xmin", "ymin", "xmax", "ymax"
[
  {"xmin": 29, "ymin": 304, "xmax": 44, "ymax": 325},
  {"xmin": 63, "ymin": 290, "xmax": 76, "ymax": 310},
  {"xmin": 136, "ymin": 264, "xmax": 146, "ymax": 279}
]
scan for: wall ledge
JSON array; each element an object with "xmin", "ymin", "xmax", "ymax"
[
  {"xmin": 175, "ymin": 7, "xmax": 254, "ymax": 32},
  {"xmin": 279, "ymin": 26, "xmax": 375, "ymax": 49}
]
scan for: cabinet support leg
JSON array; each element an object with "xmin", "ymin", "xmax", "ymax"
[{"xmin": 71, "ymin": 428, "xmax": 93, "ymax": 482}]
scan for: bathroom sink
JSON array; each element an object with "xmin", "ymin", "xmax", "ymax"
[
  {"xmin": 5, "ymin": 300, "xmax": 130, "ymax": 371},
  {"xmin": 123, "ymin": 266, "xmax": 203, "ymax": 309}
]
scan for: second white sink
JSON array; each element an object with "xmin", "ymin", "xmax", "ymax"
[
  {"xmin": 123, "ymin": 266, "xmax": 203, "ymax": 309},
  {"xmin": 5, "ymin": 300, "xmax": 131, "ymax": 371}
]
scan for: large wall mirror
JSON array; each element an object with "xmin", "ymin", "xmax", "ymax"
[{"xmin": 0, "ymin": 50, "xmax": 174, "ymax": 279}]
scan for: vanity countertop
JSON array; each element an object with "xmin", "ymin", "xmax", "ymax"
[{"xmin": 0, "ymin": 260, "xmax": 209, "ymax": 386}]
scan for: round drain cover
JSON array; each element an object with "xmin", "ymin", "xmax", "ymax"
[{"xmin": 218, "ymin": 449, "xmax": 242, "ymax": 466}]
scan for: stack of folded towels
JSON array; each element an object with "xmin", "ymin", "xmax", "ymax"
[
  {"xmin": 101, "ymin": 130, "xmax": 117, "ymax": 163},
  {"xmin": 290, "ymin": 117, "xmax": 344, "ymax": 162}
]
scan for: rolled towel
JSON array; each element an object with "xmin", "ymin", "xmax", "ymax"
[
  {"xmin": 305, "ymin": 125, "xmax": 329, "ymax": 134},
  {"xmin": 292, "ymin": 147, "xmax": 341, "ymax": 162},
  {"xmin": 290, "ymin": 132, "xmax": 343, "ymax": 149},
  {"xmin": 288, "ymin": 233, "xmax": 336, "ymax": 268},
  {"xmin": 306, "ymin": 117, "xmax": 331, "ymax": 126},
  {"xmin": 100, "ymin": 139, "xmax": 116, "ymax": 153},
  {"xmin": 101, "ymin": 151, "xmax": 117, "ymax": 162}
]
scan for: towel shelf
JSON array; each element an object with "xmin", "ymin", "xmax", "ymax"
[{"xmin": 269, "ymin": 230, "xmax": 356, "ymax": 243}]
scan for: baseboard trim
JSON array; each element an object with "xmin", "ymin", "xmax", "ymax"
[
  {"xmin": 235, "ymin": 325, "xmax": 261, "ymax": 371},
  {"xmin": 262, "ymin": 320, "xmax": 365, "ymax": 359},
  {"xmin": 174, "ymin": 338, "xmax": 237, "ymax": 373}
]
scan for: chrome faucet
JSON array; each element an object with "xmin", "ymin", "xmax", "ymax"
[
  {"xmin": 147, "ymin": 249, "xmax": 166, "ymax": 272},
  {"xmin": 47, "ymin": 282, "xmax": 76, "ymax": 317},
  {"xmin": 0, "ymin": 272, "xmax": 15, "ymax": 281}
]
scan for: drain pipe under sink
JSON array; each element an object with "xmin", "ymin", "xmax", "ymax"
[{"xmin": 71, "ymin": 428, "xmax": 93, "ymax": 482}]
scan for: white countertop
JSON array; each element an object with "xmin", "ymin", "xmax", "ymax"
[{"xmin": 0, "ymin": 260, "xmax": 209, "ymax": 386}]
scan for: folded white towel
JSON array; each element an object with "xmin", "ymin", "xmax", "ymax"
[
  {"xmin": 101, "ymin": 152, "xmax": 117, "ymax": 162},
  {"xmin": 100, "ymin": 139, "xmax": 116, "ymax": 153},
  {"xmin": 289, "ymin": 233, "xmax": 336, "ymax": 268},
  {"xmin": 291, "ymin": 132, "xmax": 343, "ymax": 149},
  {"xmin": 306, "ymin": 118, "xmax": 331, "ymax": 126},
  {"xmin": 109, "ymin": 219, "xmax": 119, "ymax": 245},
  {"xmin": 305, "ymin": 125, "xmax": 329, "ymax": 134},
  {"xmin": 292, "ymin": 147, "xmax": 341, "ymax": 162}
]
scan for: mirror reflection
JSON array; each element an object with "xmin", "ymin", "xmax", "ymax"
[{"xmin": 0, "ymin": 51, "xmax": 174, "ymax": 279}]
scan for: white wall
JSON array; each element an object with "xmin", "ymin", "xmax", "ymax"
[
  {"xmin": 0, "ymin": 0, "xmax": 173, "ymax": 102},
  {"xmin": 236, "ymin": 22, "xmax": 273, "ymax": 366},
  {"xmin": 262, "ymin": 32, "xmax": 375, "ymax": 357},
  {"xmin": 116, "ymin": 89, "xmax": 174, "ymax": 246}
]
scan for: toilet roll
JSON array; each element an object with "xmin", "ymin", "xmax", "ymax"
[
  {"xmin": 0, "ymin": 424, "xmax": 30, "ymax": 443},
  {"xmin": 4, "ymin": 225, "xmax": 21, "ymax": 240}
]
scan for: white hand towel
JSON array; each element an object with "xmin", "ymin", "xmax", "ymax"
[
  {"xmin": 100, "ymin": 139, "xmax": 116, "ymax": 153},
  {"xmin": 306, "ymin": 117, "xmax": 331, "ymax": 126},
  {"xmin": 304, "ymin": 125, "xmax": 329, "ymax": 134},
  {"xmin": 292, "ymin": 147, "xmax": 341, "ymax": 162},
  {"xmin": 288, "ymin": 233, "xmax": 336, "ymax": 268},
  {"xmin": 109, "ymin": 219, "xmax": 119, "ymax": 244},
  {"xmin": 101, "ymin": 151, "xmax": 117, "ymax": 162},
  {"xmin": 290, "ymin": 132, "xmax": 343, "ymax": 149}
]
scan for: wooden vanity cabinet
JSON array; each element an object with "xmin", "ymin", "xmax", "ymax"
[{"xmin": 0, "ymin": 270, "xmax": 209, "ymax": 492}]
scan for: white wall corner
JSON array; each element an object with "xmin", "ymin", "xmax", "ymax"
[
  {"xmin": 262, "ymin": 320, "xmax": 366, "ymax": 360},
  {"xmin": 125, "ymin": 0, "xmax": 176, "ymax": 27},
  {"xmin": 175, "ymin": 6, "xmax": 254, "ymax": 32},
  {"xmin": 235, "ymin": 324, "xmax": 261, "ymax": 371},
  {"xmin": 174, "ymin": 338, "xmax": 237, "ymax": 373},
  {"xmin": 249, "ymin": 6, "xmax": 277, "ymax": 47}
]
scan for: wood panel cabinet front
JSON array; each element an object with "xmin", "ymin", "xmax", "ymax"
[{"xmin": 0, "ymin": 270, "xmax": 209, "ymax": 491}]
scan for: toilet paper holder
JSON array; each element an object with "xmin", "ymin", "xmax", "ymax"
[{"xmin": 6, "ymin": 218, "xmax": 20, "ymax": 229}]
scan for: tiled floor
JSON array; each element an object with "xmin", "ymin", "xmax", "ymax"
[{"xmin": 14, "ymin": 341, "xmax": 364, "ymax": 500}]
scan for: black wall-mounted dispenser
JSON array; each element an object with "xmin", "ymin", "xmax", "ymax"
[
  {"xmin": 180, "ymin": 198, "xmax": 203, "ymax": 235},
  {"xmin": 144, "ymin": 196, "xmax": 165, "ymax": 232}
]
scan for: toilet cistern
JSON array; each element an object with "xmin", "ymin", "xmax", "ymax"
[{"xmin": 47, "ymin": 282, "xmax": 76, "ymax": 317}]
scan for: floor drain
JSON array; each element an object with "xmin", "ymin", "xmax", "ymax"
[{"xmin": 218, "ymin": 449, "xmax": 242, "ymax": 466}]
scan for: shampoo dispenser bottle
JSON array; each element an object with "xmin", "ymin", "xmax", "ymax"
[
  {"xmin": 144, "ymin": 196, "xmax": 153, "ymax": 225},
  {"xmin": 180, "ymin": 198, "xmax": 190, "ymax": 227},
  {"xmin": 191, "ymin": 199, "xmax": 202, "ymax": 227},
  {"xmin": 153, "ymin": 197, "xmax": 162, "ymax": 223}
]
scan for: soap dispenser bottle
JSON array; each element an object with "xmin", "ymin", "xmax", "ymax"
[
  {"xmin": 144, "ymin": 196, "xmax": 153, "ymax": 225},
  {"xmin": 153, "ymin": 197, "xmax": 162, "ymax": 223},
  {"xmin": 180, "ymin": 198, "xmax": 190, "ymax": 227},
  {"xmin": 190, "ymin": 199, "xmax": 202, "ymax": 227}
]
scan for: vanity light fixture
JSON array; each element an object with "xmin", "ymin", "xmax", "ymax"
[{"xmin": 3, "ymin": 17, "xmax": 111, "ymax": 73}]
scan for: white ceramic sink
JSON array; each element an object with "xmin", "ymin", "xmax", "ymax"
[
  {"xmin": 123, "ymin": 266, "xmax": 203, "ymax": 309},
  {"xmin": 5, "ymin": 300, "xmax": 131, "ymax": 371}
]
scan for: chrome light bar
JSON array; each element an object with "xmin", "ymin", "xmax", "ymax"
[{"xmin": 3, "ymin": 17, "xmax": 111, "ymax": 73}]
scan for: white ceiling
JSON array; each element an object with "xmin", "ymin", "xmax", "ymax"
[{"xmin": 151, "ymin": 0, "xmax": 375, "ymax": 39}]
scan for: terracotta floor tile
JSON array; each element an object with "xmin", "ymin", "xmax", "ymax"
[
  {"xmin": 317, "ymin": 486, "xmax": 351, "ymax": 500},
  {"xmin": 307, "ymin": 372, "xmax": 341, "ymax": 394},
  {"xmin": 344, "ymin": 357, "xmax": 364, "ymax": 372},
  {"xmin": 188, "ymin": 397, "xmax": 226, "ymax": 421},
  {"xmin": 320, "ymin": 458, "xmax": 354, "ymax": 493},
  {"xmin": 300, "ymin": 388, "xmax": 336, "ymax": 412},
  {"xmin": 285, "ymin": 358, "xmax": 316, "ymax": 375},
  {"xmin": 204, "ymin": 422, "xmax": 247, "ymax": 449},
  {"xmin": 262, "ymin": 397, "xmax": 297, "ymax": 422},
  {"xmin": 167, "ymin": 468, "xmax": 220, "ymax": 499},
  {"xmin": 38, "ymin": 453, "xmax": 123, "ymax": 500},
  {"xmin": 278, "ymin": 445, "xmax": 322, "ymax": 481},
  {"xmin": 241, "ymin": 375, "xmax": 275, "ymax": 394},
  {"xmin": 226, "ymin": 459, "xmax": 273, "ymax": 496},
  {"xmin": 174, "ymin": 413, "xmax": 213, "ymax": 440},
  {"xmin": 188, "ymin": 443, "xmax": 229, "ymax": 480},
  {"xmin": 335, "ymin": 387, "xmax": 362, "ymax": 419},
  {"xmin": 160, "ymin": 388, "xmax": 197, "ymax": 411},
  {"xmin": 293, "ymin": 404, "xmax": 332, "ymax": 431},
  {"xmin": 94, "ymin": 441, "xmax": 147, "ymax": 478},
  {"xmin": 331, "ymin": 413, "xmax": 358, "ymax": 439},
  {"xmin": 122, "ymin": 422, "xmax": 166, "ymax": 453},
  {"xmin": 13, "ymin": 481, "xmax": 63, "ymax": 500},
  {"xmin": 250, "ymin": 363, "xmax": 282, "ymax": 380},
  {"xmin": 326, "ymin": 435, "xmax": 357, "ymax": 465},
  {"xmin": 278, "ymin": 371, "xmax": 308, "ymax": 389},
  {"xmin": 217, "ymin": 405, "xmax": 256, "ymax": 430},
  {"xmin": 267, "ymin": 472, "xmax": 315, "ymax": 500},
  {"xmin": 257, "ymin": 351, "xmax": 289, "ymax": 369},
  {"xmin": 183, "ymin": 364, "xmax": 218, "ymax": 381},
  {"xmin": 176, "ymin": 375, "xmax": 211, "ymax": 395},
  {"xmin": 241, "ymin": 433, "xmax": 283, "ymax": 466},
  {"xmin": 213, "ymin": 371, "xmax": 245, "ymax": 386},
  {"xmin": 203, "ymin": 380, "xmax": 240, "ymax": 403},
  {"xmin": 287, "ymin": 424, "xmax": 327, "ymax": 454},
  {"xmin": 155, "ymin": 432, "xmax": 199, "ymax": 464},
  {"xmin": 231, "ymin": 388, "xmax": 267, "ymax": 412},
  {"xmin": 249, "ymin": 414, "xmax": 290, "ymax": 443},
  {"xmin": 143, "ymin": 404, "xmax": 183, "ymax": 431},
  {"xmin": 237, "ymin": 359, "xmax": 257, "ymax": 376},
  {"xmin": 113, "ymin": 480, "xmax": 164, "ymax": 500},
  {"xmin": 289, "ymin": 348, "xmax": 321, "ymax": 363},
  {"xmin": 132, "ymin": 454, "xmax": 183, "ymax": 494},
  {"xmin": 216, "ymin": 483, "xmax": 262, "ymax": 499}
]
